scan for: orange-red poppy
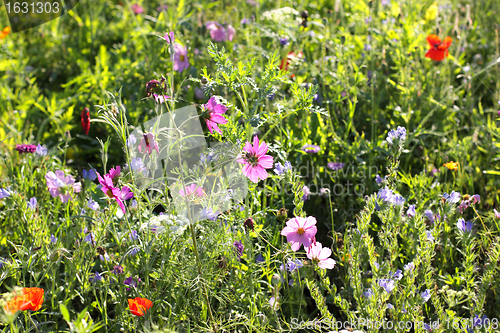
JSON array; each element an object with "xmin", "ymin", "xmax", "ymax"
[
  {"xmin": 443, "ymin": 161, "xmax": 459, "ymax": 171},
  {"xmin": 128, "ymin": 297, "xmax": 153, "ymax": 316},
  {"xmin": 0, "ymin": 27, "xmax": 11, "ymax": 39},
  {"xmin": 279, "ymin": 51, "xmax": 304, "ymax": 72},
  {"xmin": 4, "ymin": 288, "xmax": 44, "ymax": 314},
  {"xmin": 425, "ymin": 34, "xmax": 452, "ymax": 61}
]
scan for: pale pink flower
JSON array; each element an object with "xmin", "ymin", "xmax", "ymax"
[
  {"xmin": 495, "ymin": 209, "xmax": 500, "ymax": 219},
  {"xmin": 237, "ymin": 136, "xmax": 273, "ymax": 183},
  {"xmin": 280, "ymin": 216, "xmax": 317, "ymax": 251},
  {"xmin": 202, "ymin": 97, "xmax": 228, "ymax": 134},
  {"xmin": 306, "ymin": 242, "xmax": 336, "ymax": 269},
  {"xmin": 138, "ymin": 133, "xmax": 159, "ymax": 155},
  {"xmin": 179, "ymin": 184, "xmax": 205, "ymax": 197},
  {"xmin": 45, "ymin": 170, "xmax": 81, "ymax": 203},
  {"xmin": 206, "ymin": 22, "xmax": 236, "ymax": 42},
  {"xmin": 97, "ymin": 172, "xmax": 134, "ymax": 213},
  {"xmin": 173, "ymin": 44, "xmax": 189, "ymax": 73}
]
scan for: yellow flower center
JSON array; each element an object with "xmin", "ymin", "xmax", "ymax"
[
  {"xmin": 297, "ymin": 228, "xmax": 305, "ymax": 235},
  {"xmin": 180, "ymin": 55, "xmax": 185, "ymax": 61}
]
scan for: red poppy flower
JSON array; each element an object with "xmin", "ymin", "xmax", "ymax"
[
  {"xmin": 81, "ymin": 107, "xmax": 90, "ymax": 135},
  {"xmin": 5, "ymin": 288, "xmax": 44, "ymax": 313},
  {"xmin": 425, "ymin": 34, "xmax": 452, "ymax": 61},
  {"xmin": 128, "ymin": 297, "xmax": 153, "ymax": 316},
  {"xmin": 279, "ymin": 51, "xmax": 304, "ymax": 72}
]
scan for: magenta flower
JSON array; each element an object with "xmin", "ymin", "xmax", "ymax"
[
  {"xmin": 280, "ymin": 216, "xmax": 317, "ymax": 251},
  {"xmin": 179, "ymin": 184, "xmax": 205, "ymax": 197},
  {"xmin": 173, "ymin": 44, "xmax": 189, "ymax": 73},
  {"xmin": 15, "ymin": 144, "xmax": 37, "ymax": 154},
  {"xmin": 164, "ymin": 31, "xmax": 174, "ymax": 44},
  {"xmin": 138, "ymin": 133, "xmax": 159, "ymax": 155},
  {"xmin": 45, "ymin": 170, "xmax": 82, "ymax": 203},
  {"xmin": 202, "ymin": 97, "xmax": 228, "ymax": 134},
  {"xmin": 236, "ymin": 136, "xmax": 274, "ymax": 183},
  {"xmin": 131, "ymin": 4, "xmax": 143, "ymax": 14},
  {"xmin": 306, "ymin": 242, "xmax": 336, "ymax": 269},
  {"xmin": 206, "ymin": 22, "xmax": 236, "ymax": 42},
  {"xmin": 109, "ymin": 166, "xmax": 121, "ymax": 180},
  {"xmin": 97, "ymin": 173, "xmax": 134, "ymax": 213}
]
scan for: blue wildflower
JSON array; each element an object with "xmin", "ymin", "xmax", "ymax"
[
  {"xmin": 457, "ymin": 218, "xmax": 473, "ymax": 232},
  {"xmin": 363, "ymin": 288, "xmax": 374, "ymax": 298},
  {"xmin": 200, "ymin": 207, "xmax": 219, "ymax": 221},
  {"xmin": 391, "ymin": 269, "xmax": 403, "ymax": 280},
  {"xmin": 27, "ymin": 197, "xmax": 37, "ymax": 210},
  {"xmin": 421, "ymin": 289, "xmax": 431, "ymax": 302},
  {"xmin": 378, "ymin": 279, "xmax": 395, "ymax": 293},
  {"xmin": 50, "ymin": 234, "xmax": 58, "ymax": 244},
  {"xmin": 375, "ymin": 174, "xmax": 383, "ymax": 184},
  {"xmin": 35, "ymin": 144, "xmax": 48, "ymax": 156},
  {"xmin": 88, "ymin": 198, "xmax": 99, "ymax": 211},
  {"xmin": 404, "ymin": 262, "xmax": 415, "ymax": 272},
  {"xmin": 407, "ymin": 204, "xmax": 416, "ymax": 217},
  {"xmin": 386, "ymin": 126, "xmax": 407, "ymax": 145},
  {"xmin": 90, "ymin": 272, "xmax": 103, "ymax": 283},
  {"xmin": 274, "ymin": 161, "xmax": 292, "ymax": 175},
  {"xmin": 443, "ymin": 191, "xmax": 461, "ymax": 204},
  {"xmin": 82, "ymin": 169, "xmax": 97, "ymax": 181},
  {"xmin": 129, "ymin": 230, "xmax": 139, "ymax": 241}
]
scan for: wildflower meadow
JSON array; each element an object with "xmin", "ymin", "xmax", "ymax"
[{"xmin": 1, "ymin": 0, "xmax": 500, "ymax": 332}]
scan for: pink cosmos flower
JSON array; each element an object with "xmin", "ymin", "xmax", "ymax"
[
  {"xmin": 45, "ymin": 170, "xmax": 82, "ymax": 203},
  {"xmin": 138, "ymin": 133, "xmax": 159, "ymax": 155},
  {"xmin": 131, "ymin": 4, "xmax": 143, "ymax": 14},
  {"xmin": 495, "ymin": 209, "xmax": 500, "ymax": 219},
  {"xmin": 97, "ymin": 172, "xmax": 134, "ymax": 213},
  {"xmin": 202, "ymin": 97, "xmax": 228, "ymax": 134},
  {"xmin": 206, "ymin": 22, "xmax": 236, "ymax": 42},
  {"xmin": 109, "ymin": 166, "xmax": 121, "ymax": 180},
  {"xmin": 173, "ymin": 44, "xmax": 189, "ymax": 73},
  {"xmin": 236, "ymin": 136, "xmax": 274, "ymax": 183},
  {"xmin": 306, "ymin": 242, "xmax": 336, "ymax": 269},
  {"xmin": 280, "ymin": 216, "xmax": 317, "ymax": 252},
  {"xmin": 179, "ymin": 184, "xmax": 205, "ymax": 197}
]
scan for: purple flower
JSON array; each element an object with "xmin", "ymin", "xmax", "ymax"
[
  {"xmin": 363, "ymin": 288, "xmax": 374, "ymax": 298},
  {"xmin": 255, "ymin": 254, "xmax": 264, "ymax": 263},
  {"xmin": 112, "ymin": 265, "xmax": 124, "ymax": 275},
  {"xmin": 391, "ymin": 269, "xmax": 403, "ymax": 280},
  {"xmin": 424, "ymin": 209, "xmax": 435, "ymax": 223},
  {"xmin": 200, "ymin": 207, "xmax": 219, "ymax": 221},
  {"xmin": 241, "ymin": 18, "xmax": 248, "ymax": 25},
  {"xmin": 156, "ymin": 4, "xmax": 168, "ymax": 12},
  {"xmin": 15, "ymin": 144, "xmax": 37, "ymax": 154},
  {"xmin": 45, "ymin": 170, "xmax": 82, "ymax": 203},
  {"xmin": 279, "ymin": 38, "xmax": 289, "ymax": 46},
  {"xmin": 131, "ymin": 158, "xmax": 147, "ymax": 175},
  {"xmin": 457, "ymin": 218, "xmax": 473, "ymax": 232},
  {"xmin": 129, "ymin": 230, "xmax": 139, "ymax": 241},
  {"xmin": 90, "ymin": 272, "xmax": 103, "ymax": 283},
  {"xmin": 421, "ymin": 289, "xmax": 431, "ymax": 302},
  {"xmin": 206, "ymin": 21, "xmax": 235, "ymax": 42},
  {"xmin": 83, "ymin": 169, "xmax": 97, "ymax": 181},
  {"xmin": 195, "ymin": 87, "xmax": 205, "ymax": 100},
  {"xmin": 387, "ymin": 303, "xmax": 394, "ymax": 309},
  {"xmin": 280, "ymin": 259, "xmax": 303, "ymax": 272},
  {"xmin": 381, "ymin": 0, "xmax": 390, "ymax": 6},
  {"xmin": 327, "ymin": 162, "xmax": 345, "ymax": 171},
  {"xmin": 378, "ymin": 279, "xmax": 395, "ymax": 293},
  {"xmin": 100, "ymin": 253, "xmax": 110, "ymax": 262},
  {"xmin": 0, "ymin": 188, "xmax": 12, "ymax": 199},
  {"xmin": 126, "ymin": 134, "xmax": 137, "ymax": 147},
  {"xmin": 173, "ymin": 44, "xmax": 189, "ymax": 73},
  {"xmin": 391, "ymin": 194, "xmax": 405, "ymax": 206},
  {"xmin": 443, "ymin": 191, "xmax": 461, "ymax": 204},
  {"xmin": 473, "ymin": 315, "xmax": 488, "ymax": 327},
  {"xmin": 164, "ymin": 31, "xmax": 175, "ymax": 44},
  {"xmin": 35, "ymin": 144, "xmax": 47, "ymax": 156},
  {"xmin": 375, "ymin": 174, "xmax": 383, "ymax": 184},
  {"xmin": 407, "ymin": 204, "xmax": 416, "ymax": 217},
  {"xmin": 129, "ymin": 247, "xmax": 139, "ymax": 256},
  {"xmin": 470, "ymin": 194, "xmax": 480, "ymax": 204},
  {"xmin": 234, "ymin": 241, "xmax": 244, "ymax": 261},
  {"xmin": 50, "ymin": 234, "xmax": 57, "ymax": 243},
  {"xmin": 124, "ymin": 276, "xmax": 138, "ymax": 289},
  {"xmin": 27, "ymin": 197, "xmax": 37, "ymax": 210},
  {"xmin": 274, "ymin": 161, "xmax": 292, "ymax": 175},
  {"xmin": 386, "ymin": 126, "xmax": 407, "ymax": 145},
  {"xmin": 404, "ymin": 262, "xmax": 414, "ymax": 272},
  {"xmin": 378, "ymin": 187, "xmax": 393, "ymax": 203},
  {"xmin": 426, "ymin": 230, "xmax": 434, "ymax": 242},
  {"xmin": 83, "ymin": 232, "xmax": 95, "ymax": 244},
  {"xmin": 88, "ymin": 198, "xmax": 99, "ymax": 211},
  {"xmin": 302, "ymin": 144, "xmax": 320, "ymax": 154},
  {"xmin": 302, "ymin": 185, "xmax": 310, "ymax": 201}
]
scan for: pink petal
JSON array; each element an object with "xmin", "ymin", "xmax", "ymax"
[
  {"xmin": 318, "ymin": 258, "xmax": 336, "ymax": 270},
  {"xmin": 252, "ymin": 136, "xmax": 260, "ymax": 152},
  {"xmin": 256, "ymin": 140, "xmax": 268, "ymax": 157},
  {"xmin": 319, "ymin": 247, "xmax": 332, "ymax": 260},
  {"xmin": 210, "ymin": 114, "xmax": 227, "ymax": 124},
  {"xmin": 258, "ymin": 155, "xmax": 273, "ymax": 169},
  {"xmin": 281, "ymin": 226, "xmax": 296, "ymax": 236},
  {"xmin": 290, "ymin": 241, "xmax": 301, "ymax": 252}
]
